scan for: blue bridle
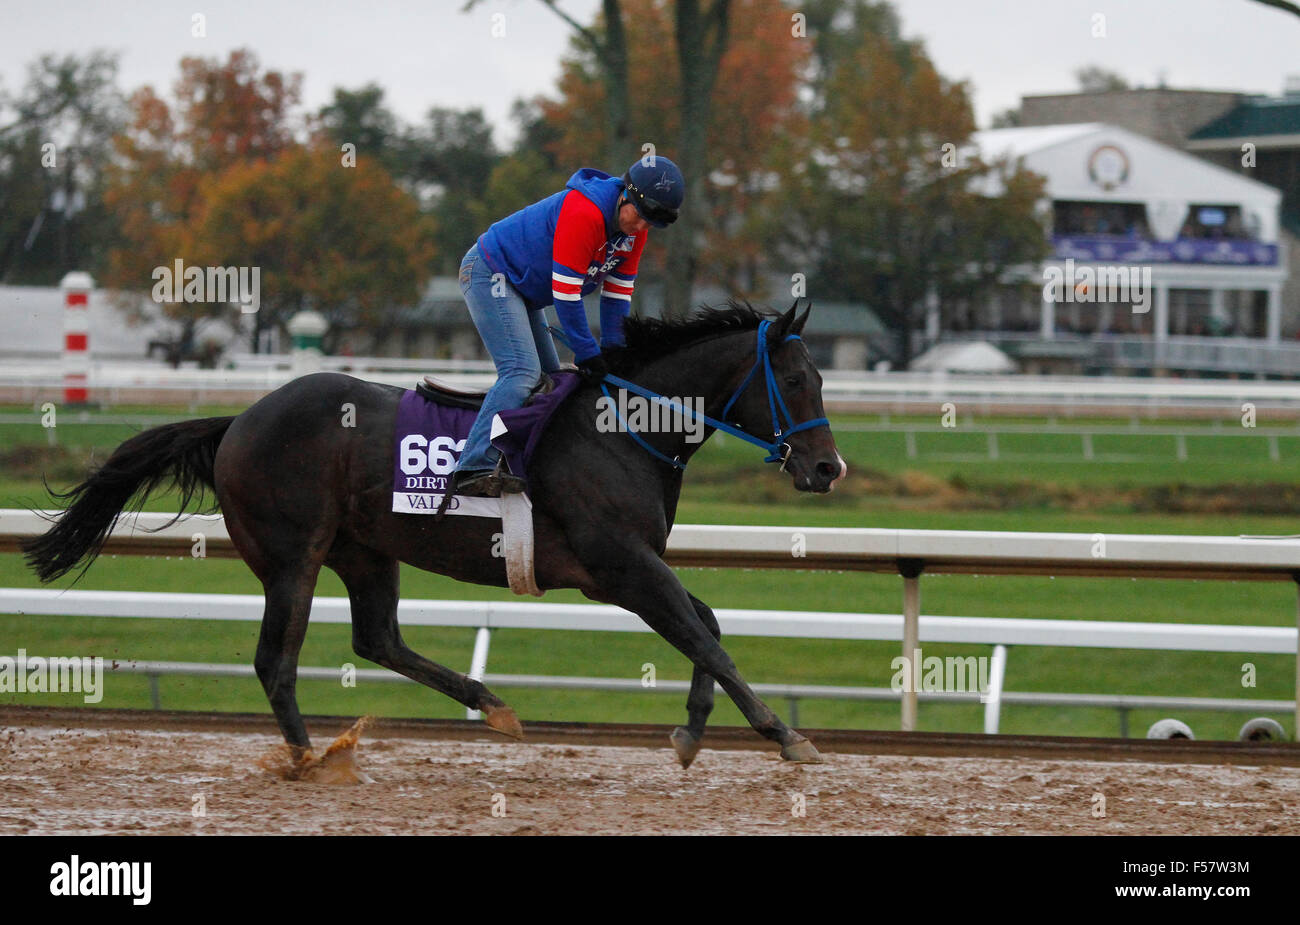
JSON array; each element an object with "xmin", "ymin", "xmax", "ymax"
[{"xmin": 595, "ymin": 319, "xmax": 831, "ymax": 470}]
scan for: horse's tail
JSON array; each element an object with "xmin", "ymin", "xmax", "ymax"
[{"xmin": 22, "ymin": 416, "xmax": 236, "ymax": 584}]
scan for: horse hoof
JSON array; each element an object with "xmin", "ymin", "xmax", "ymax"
[
  {"xmin": 483, "ymin": 705, "xmax": 524, "ymax": 740},
  {"xmin": 670, "ymin": 727, "xmax": 702, "ymax": 769},
  {"xmin": 781, "ymin": 738, "xmax": 824, "ymax": 763}
]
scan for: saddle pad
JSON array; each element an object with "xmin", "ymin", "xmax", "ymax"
[{"xmin": 391, "ymin": 371, "xmax": 581, "ymax": 516}]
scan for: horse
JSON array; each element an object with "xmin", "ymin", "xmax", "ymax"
[{"xmin": 23, "ymin": 301, "xmax": 846, "ymax": 769}]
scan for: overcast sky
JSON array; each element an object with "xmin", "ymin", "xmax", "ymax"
[{"xmin": 2, "ymin": 0, "xmax": 1297, "ymax": 148}]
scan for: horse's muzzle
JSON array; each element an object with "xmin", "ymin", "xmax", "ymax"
[{"xmin": 791, "ymin": 450, "xmax": 847, "ymax": 493}]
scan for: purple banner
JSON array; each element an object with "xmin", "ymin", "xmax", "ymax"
[
  {"xmin": 391, "ymin": 390, "xmax": 478, "ymax": 514},
  {"xmin": 391, "ymin": 372, "xmax": 582, "ymax": 515},
  {"xmin": 1052, "ymin": 235, "xmax": 1278, "ymax": 266}
]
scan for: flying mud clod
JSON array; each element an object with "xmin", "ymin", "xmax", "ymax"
[{"xmin": 257, "ymin": 717, "xmax": 375, "ymax": 784}]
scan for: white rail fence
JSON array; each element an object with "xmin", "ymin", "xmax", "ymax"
[
  {"xmin": 0, "ymin": 588, "xmax": 1294, "ymax": 736},
  {"xmin": 1, "ymin": 509, "xmax": 1298, "ymax": 735},
  {"xmin": 9, "ymin": 411, "xmax": 1300, "ymax": 464},
  {"xmin": 5, "ymin": 360, "xmax": 1300, "ymax": 415}
]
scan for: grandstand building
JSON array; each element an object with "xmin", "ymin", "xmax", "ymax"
[{"xmin": 959, "ymin": 85, "xmax": 1298, "ymax": 377}]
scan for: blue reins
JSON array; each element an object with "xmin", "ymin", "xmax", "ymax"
[{"xmin": 560, "ymin": 319, "xmax": 830, "ymax": 471}]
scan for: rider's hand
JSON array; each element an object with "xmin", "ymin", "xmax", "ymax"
[{"xmin": 576, "ymin": 355, "xmax": 608, "ymax": 384}]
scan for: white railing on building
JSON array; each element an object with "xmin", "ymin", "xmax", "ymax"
[{"xmin": 932, "ymin": 331, "xmax": 1300, "ymax": 377}]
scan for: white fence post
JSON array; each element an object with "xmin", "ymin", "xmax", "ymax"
[
  {"xmin": 466, "ymin": 625, "xmax": 492, "ymax": 721},
  {"xmin": 983, "ymin": 644, "xmax": 1008, "ymax": 734},
  {"xmin": 900, "ymin": 560, "xmax": 923, "ymax": 732}
]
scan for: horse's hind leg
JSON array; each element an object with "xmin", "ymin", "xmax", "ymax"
[
  {"xmin": 670, "ymin": 593, "xmax": 721, "ymax": 770},
  {"xmin": 328, "ymin": 542, "xmax": 524, "ymax": 739},
  {"xmin": 254, "ymin": 561, "xmax": 323, "ymax": 761}
]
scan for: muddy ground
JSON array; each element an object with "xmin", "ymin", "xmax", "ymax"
[{"xmin": 2, "ymin": 722, "xmax": 1297, "ymax": 835}]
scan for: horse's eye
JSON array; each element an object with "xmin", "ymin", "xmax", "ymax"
[{"xmin": 784, "ymin": 375, "xmax": 802, "ymax": 388}]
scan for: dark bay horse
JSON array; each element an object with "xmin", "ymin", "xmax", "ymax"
[{"xmin": 24, "ymin": 302, "xmax": 846, "ymax": 768}]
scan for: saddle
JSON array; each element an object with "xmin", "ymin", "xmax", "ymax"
[{"xmin": 416, "ymin": 372, "xmax": 559, "ymax": 410}]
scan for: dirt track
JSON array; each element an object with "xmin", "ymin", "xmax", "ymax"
[{"xmin": 3, "ymin": 718, "xmax": 1299, "ymax": 835}]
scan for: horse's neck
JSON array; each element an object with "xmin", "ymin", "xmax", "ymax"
[{"xmin": 620, "ymin": 331, "xmax": 753, "ymax": 462}]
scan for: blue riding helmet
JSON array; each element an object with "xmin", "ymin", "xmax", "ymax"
[{"xmin": 623, "ymin": 156, "xmax": 685, "ymax": 227}]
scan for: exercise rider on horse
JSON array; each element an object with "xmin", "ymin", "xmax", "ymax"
[{"xmin": 449, "ymin": 156, "xmax": 686, "ymax": 498}]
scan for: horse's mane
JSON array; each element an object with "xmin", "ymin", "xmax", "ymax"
[{"xmin": 605, "ymin": 300, "xmax": 777, "ymax": 373}]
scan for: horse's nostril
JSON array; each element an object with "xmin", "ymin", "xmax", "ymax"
[{"xmin": 816, "ymin": 461, "xmax": 837, "ymax": 479}]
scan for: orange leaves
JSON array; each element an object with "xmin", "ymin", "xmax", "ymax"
[
  {"xmin": 103, "ymin": 49, "xmax": 432, "ymax": 340},
  {"xmin": 190, "ymin": 145, "xmax": 435, "ymax": 321}
]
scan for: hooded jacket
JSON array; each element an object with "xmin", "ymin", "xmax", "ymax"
[{"xmin": 476, "ymin": 168, "xmax": 647, "ymax": 361}]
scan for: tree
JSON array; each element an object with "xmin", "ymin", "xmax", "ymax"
[
  {"xmin": 190, "ymin": 145, "xmax": 436, "ymax": 352},
  {"xmin": 0, "ymin": 52, "xmax": 125, "ymax": 283},
  {"xmin": 404, "ymin": 107, "xmax": 500, "ymax": 274},
  {"xmin": 779, "ymin": 0, "xmax": 1049, "ymax": 369},
  {"xmin": 1074, "ymin": 65, "xmax": 1130, "ymax": 94},
  {"xmin": 102, "ymin": 50, "xmax": 303, "ymax": 347},
  {"xmin": 314, "ymin": 83, "xmax": 404, "ymax": 175},
  {"xmin": 467, "ymin": 0, "xmax": 636, "ymax": 171},
  {"xmin": 538, "ymin": 0, "xmax": 804, "ymax": 303},
  {"xmin": 989, "ymin": 107, "xmax": 1021, "ymax": 129},
  {"xmin": 501, "ymin": 0, "xmax": 742, "ymax": 316},
  {"xmin": 1248, "ymin": 0, "xmax": 1300, "ymax": 19},
  {"xmin": 471, "ymin": 102, "xmax": 567, "ymax": 229}
]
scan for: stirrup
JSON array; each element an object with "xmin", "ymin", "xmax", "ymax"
[
  {"xmin": 492, "ymin": 457, "xmax": 527, "ymax": 495},
  {"xmin": 460, "ymin": 461, "xmax": 527, "ymax": 497},
  {"xmin": 455, "ymin": 470, "xmax": 503, "ymax": 498},
  {"xmin": 434, "ymin": 469, "xmax": 488, "ymax": 520}
]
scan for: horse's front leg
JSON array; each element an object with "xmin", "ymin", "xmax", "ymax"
[
  {"xmin": 584, "ymin": 545, "xmax": 821, "ymax": 764},
  {"xmin": 670, "ymin": 593, "xmax": 720, "ymax": 769}
]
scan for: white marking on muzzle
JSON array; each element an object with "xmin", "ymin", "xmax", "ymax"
[{"xmin": 829, "ymin": 453, "xmax": 847, "ymax": 491}]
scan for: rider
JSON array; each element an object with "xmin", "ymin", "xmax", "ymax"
[{"xmin": 449, "ymin": 155, "xmax": 686, "ymax": 497}]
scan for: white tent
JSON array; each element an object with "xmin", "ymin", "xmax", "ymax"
[{"xmin": 911, "ymin": 341, "xmax": 1017, "ymax": 374}]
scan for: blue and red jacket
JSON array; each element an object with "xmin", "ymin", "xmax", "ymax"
[{"xmin": 476, "ymin": 168, "xmax": 647, "ymax": 362}]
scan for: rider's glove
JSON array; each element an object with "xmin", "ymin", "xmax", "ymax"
[{"xmin": 576, "ymin": 355, "xmax": 608, "ymax": 384}]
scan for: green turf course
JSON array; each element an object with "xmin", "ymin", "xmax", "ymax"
[{"xmin": 1, "ymin": 404, "xmax": 1296, "ymax": 741}]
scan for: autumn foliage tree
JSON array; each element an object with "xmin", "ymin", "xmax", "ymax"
[
  {"xmin": 190, "ymin": 145, "xmax": 435, "ymax": 351},
  {"xmin": 538, "ymin": 0, "xmax": 807, "ymax": 303},
  {"xmin": 104, "ymin": 49, "xmax": 434, "ymax": 352},
  {"xmin": 777, "ymin": 0, "xmax": 1048, "ymax": 368},
  {"xmin": 104, "ymin": 50, "xmax": 301, "ymax": 295}
]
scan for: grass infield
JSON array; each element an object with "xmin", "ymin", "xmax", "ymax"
[{"xmin": 0, "ymin": 404, "xmax": 1295, "ymax": 740}]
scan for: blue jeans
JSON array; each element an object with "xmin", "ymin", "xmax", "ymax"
[{"xmin": 455, "ymin": 244, "xmax": 561, "ymax": 473}]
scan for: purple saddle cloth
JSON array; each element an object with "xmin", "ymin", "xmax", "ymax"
[{"xmin": 391, "ymin": 372, "xmax": 581, "ymax": 513}]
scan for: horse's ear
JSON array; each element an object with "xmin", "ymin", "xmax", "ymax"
[
  {"xmin": 771, "ymin": 302, "xmax": 799, "ymax": 340},
  {"xmin": 792, "ymin": 302, "xmax": 812, "ymax": 336}
]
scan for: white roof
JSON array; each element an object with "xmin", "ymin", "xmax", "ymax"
[
  {"xmin": 970, "ymin": 123, "xmax": 1104, "ymax": 160},
  {"xmin": 969, "ymin": 123, "xmax": 1283, "ymax": 242},
  {"xmin": 911, "ymin": 341, "xmax": 1017, "ymax": 374}
]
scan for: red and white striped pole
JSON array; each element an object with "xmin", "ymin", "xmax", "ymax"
[{"xmin": 60, "ymin": 271, "xmax": 93, "ymax": 405}]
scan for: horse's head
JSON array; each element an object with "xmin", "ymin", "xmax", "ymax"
[{"xmin": 724, "ymin": 303, "xmax": 847, "ymax": 494}]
